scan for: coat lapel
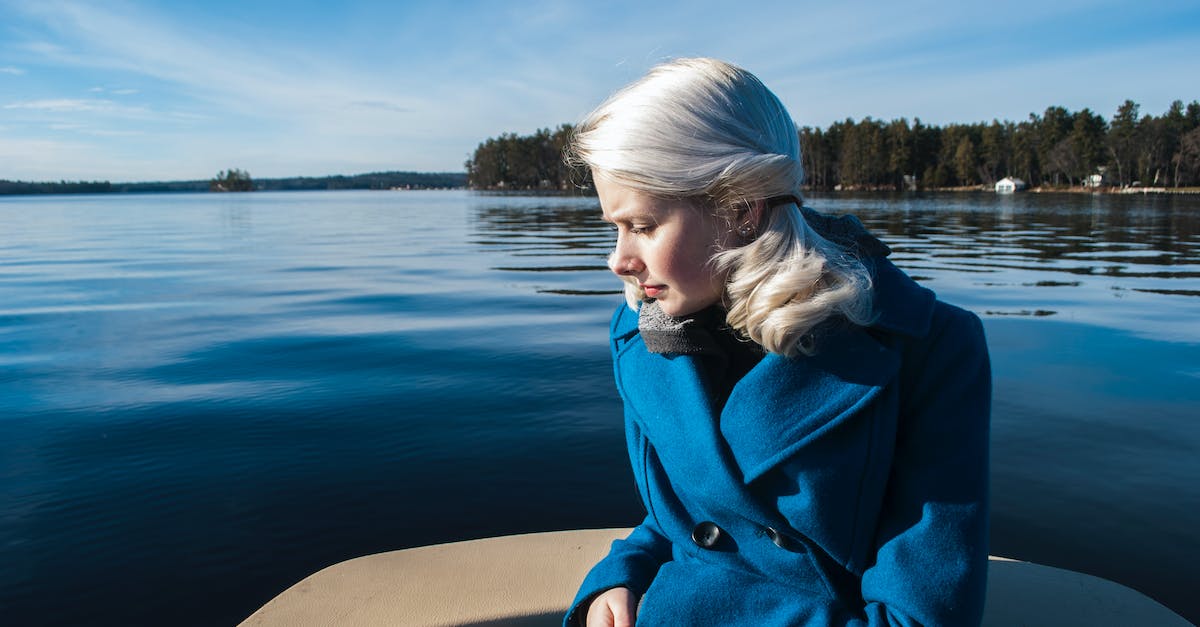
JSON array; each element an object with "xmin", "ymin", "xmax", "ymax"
[
  {"xmin": 721, "ymin": 324, "xmax": 900, "ymax": 483},
  {"xmin": 616, "ymin": 338, "xmax": 763, "ymax": 517},
  {"xmin": 616, "ymin": 319, "xmax": 902, "ymax": 497}
]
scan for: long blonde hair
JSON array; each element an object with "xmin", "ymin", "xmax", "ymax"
[{"xmin": 569, "ymin": 58, "xmax": 873, "ymax": 356}]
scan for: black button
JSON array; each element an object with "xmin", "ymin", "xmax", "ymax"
[
  {"xmin": 765, "ymin": 526, "xmax": 804, "ymax": 552},
  {"xmin": 691, "ymin": 521, "xmax": 722, "ymax": 548}
]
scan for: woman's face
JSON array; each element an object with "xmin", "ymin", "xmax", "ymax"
[{"xmin": 596, "ymin": 175, "xmax": 733, "ymax": 317}]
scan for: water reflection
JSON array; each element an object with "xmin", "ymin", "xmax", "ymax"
[
  {"xmin": 471, "ymin": 198, "xmax": 619, "ymax": 296},
  {"xmin": 471, "ymin": 198, "xmax": 610, "ymax": 252},
  {"xmin": 829, "ymin": 192, "xmax": 1198, "ymax": 273},
  {"xmin": 836, "ymin": 193, "xmax": 1200, "ymax": 343},
  {"xmin": 471, "ymin": 192, "xmax": 1200, "ymax": 343}
]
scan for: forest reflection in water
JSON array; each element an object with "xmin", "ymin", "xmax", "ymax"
[{"xmin": 472, "ymin": 191, "xmax": 1200, "ymax": 343}]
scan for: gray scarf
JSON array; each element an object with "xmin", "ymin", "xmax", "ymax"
[{"xmin": 637, "ymin": 300, "xmax": 727, "ymax": 355}]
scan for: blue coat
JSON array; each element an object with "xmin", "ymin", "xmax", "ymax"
[{"xmin": 566, "ymin": 251, "xmax": 991, "ymax": 626}]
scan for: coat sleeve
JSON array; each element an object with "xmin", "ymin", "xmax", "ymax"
[
  {"xmin": 562, "ymin": 517, "xmax": 673, "ymax": 626},
  {"xmin": 854, "ymin": 304, "xmax": 991, "ymax": 626}
]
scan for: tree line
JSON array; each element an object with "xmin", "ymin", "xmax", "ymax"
[
  {"xmin": 260, "ymin": 170, "xmax": 466, "ymax": 191},
  {"xmin": 465, "ymin": 124, "xmax": 589, "ymax": 191},
  {"xmin": 467, "ymin": 99, "xmax": 1200, "ymax": 192},
  {"xmin": 1, "ymin": 170, "xmax": 467, "ymax": 196},
  {"xmin": 0, "ymin": 180, "xmax": 115, "ymax": 195}
]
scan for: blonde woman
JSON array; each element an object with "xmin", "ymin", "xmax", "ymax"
[{"xmin": 566, "ymin": 58, "xmax": 990, "ymax": 626}]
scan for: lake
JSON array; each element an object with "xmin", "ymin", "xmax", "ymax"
[{"xmin": 1, "ymin": 189, "xmax": 1197, "ymax": 625}]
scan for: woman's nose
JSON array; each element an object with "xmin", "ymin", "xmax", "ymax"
[{"xmin": 608, "ymin": 242, "xmax": 644, "ymax": 277}]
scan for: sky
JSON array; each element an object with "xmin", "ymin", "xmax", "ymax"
[{"xmin": 1, "ymin": 0, "xmax": 1198, "ymax": 182}]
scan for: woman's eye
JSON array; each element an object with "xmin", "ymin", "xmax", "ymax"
[{"xmin": 605, "ymin": 222, "xmax": 654, "ymax": 236}]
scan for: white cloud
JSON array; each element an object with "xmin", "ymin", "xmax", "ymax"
[
  {"xmin": 0, "ymin": 66, "xmax": 26, "ymax": 75},
  {"xmin": 348, "ymin": 100, "xmax": 413, "ymax": 114},
  {"xmin": 48, "ymin": 121, "xmax": 144, "ymax": 137},
  {"xmin": 87, "ymin": 86, "xmax": 141, "ymax": 95},
  {"xmin": 3, "ymin": 98, "xmax": 164, "ymax": 126},
  {"xmin": 0, "ymin": 0, "xmax": 480, "ymax": 179},
  {"xmin": 5, "ymin": 98, "xmax": 116, "ymax": 112},
  {"xmin": 9, "ymin": 2, "xmax": 431, "ymax": 125}
]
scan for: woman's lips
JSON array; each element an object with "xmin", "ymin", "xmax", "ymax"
[{"xmin": 641, "ymin": 284, "xmax": 664, "ymax": 298}]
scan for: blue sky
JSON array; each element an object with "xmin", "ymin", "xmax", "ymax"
[{"xmin": 1, "ymin": 0, "xmax": 1198, "ymax": 182}]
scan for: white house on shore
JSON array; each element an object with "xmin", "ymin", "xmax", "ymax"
[{"xmin": 995, "ymin": 176, "xmax": 1027, "ymax": 193}]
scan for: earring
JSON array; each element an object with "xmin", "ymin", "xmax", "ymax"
[{"xmin": 738, "ymin": 224, "xmax": 754, "ymax": 238}]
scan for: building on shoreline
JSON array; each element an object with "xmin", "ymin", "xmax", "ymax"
[{"xmin": 995, "ymin": 176, "xmax": 1027, "ymax": 194}]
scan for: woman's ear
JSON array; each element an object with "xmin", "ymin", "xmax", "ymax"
[{"xmin": 735, "ymin": 200, "xmax": 766, "ymax": 240}]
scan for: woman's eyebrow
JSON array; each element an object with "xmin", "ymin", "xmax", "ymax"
[{"xmin": 604, "ymin": 205, "xmax": 657, "ymax": 224}]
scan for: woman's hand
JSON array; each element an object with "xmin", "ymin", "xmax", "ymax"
[{"xmin": 586, "ymin": 586, "xmax": 638, "ymax": 627}]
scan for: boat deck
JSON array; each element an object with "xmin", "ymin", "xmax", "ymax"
[{"xmin": 241, "ymin": 528, "xmax": 1190, "ymax": 626}]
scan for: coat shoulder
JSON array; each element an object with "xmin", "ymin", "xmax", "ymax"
[{"xmin": 906, "ymin": 299, "xmax": 989, "ymax": 370}]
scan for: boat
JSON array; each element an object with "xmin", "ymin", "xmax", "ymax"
[{"xmin": 240, "ymin": 528, "xmax": 1191, "ymax": 626}]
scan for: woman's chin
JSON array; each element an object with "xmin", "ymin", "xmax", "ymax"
[{"xmin": 655, "ymin": 300, "xmax": 705, "ymax": 318}]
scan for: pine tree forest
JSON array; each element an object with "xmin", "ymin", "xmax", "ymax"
[{"xmin": 467, "ymin": 100, "xmax": 1200, "ymax": 192}]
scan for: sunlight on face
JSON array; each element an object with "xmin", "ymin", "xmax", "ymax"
[{"xmin": 596, "ymin": 176, "xmax": 731, "ymax": 317}]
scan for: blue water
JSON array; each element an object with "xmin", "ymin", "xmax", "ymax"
[{"xmin": 1, "ymin": 190, "xmax": 1197, "ymax": 625}]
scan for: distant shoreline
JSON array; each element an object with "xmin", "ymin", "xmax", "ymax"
[
  {"xmin": 816, "ymin": 184, "xmax": 1200, "ymax": 195},
  {"xmin": 0, "ymin": 170, "xmax": 468, "ymax": 197},
  {"xmin": 906, "ymin": 185, "xmax": 1200, "ymax": 195},
  {"xmin": 5, "ymin": 180, "xmax": 1199, "ymax": 198}
]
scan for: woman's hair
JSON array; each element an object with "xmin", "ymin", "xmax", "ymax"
[{"xmin": 569, "ymin": 57, "xmax": 874, "ymax": 357}]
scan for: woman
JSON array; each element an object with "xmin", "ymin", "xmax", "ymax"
[{"xmin": 565, "ymin": 58, "xmax": 991, "ymax": 627}]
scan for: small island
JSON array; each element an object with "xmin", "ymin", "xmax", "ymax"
[{"xmin": 210, "ymin": 168, "xmax": 254, "ymax": 192}]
